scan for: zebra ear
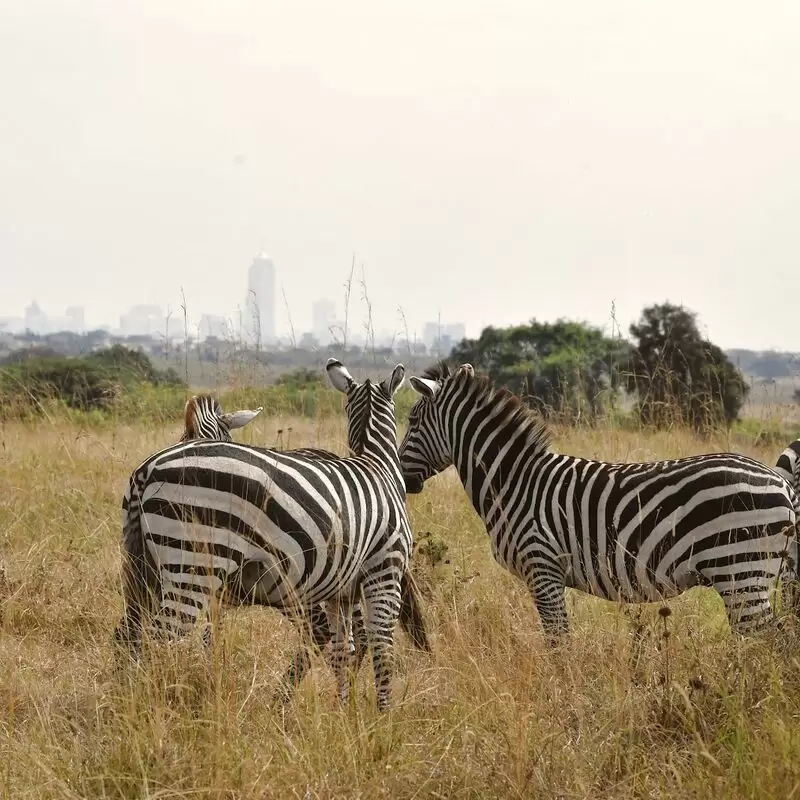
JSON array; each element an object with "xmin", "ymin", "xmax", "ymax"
[
  {"xmin": 326, "ymin": 357, "xmax": 357, "ymax": 393},
  {"xmin": 221, "ymin": 407, "xmax": 263, "ymax": 430},
  {"xmin": 409, "ymin": 376, "xmax": 440, "ymax": 399},
  {"xmin": 388, "ymin": 364, "xmax": 405, "ymax": 396}
]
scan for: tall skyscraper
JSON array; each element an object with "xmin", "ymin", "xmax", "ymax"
[{"xmin": 244, "ymin": 251, "xmax": 276, "ymax": 345}]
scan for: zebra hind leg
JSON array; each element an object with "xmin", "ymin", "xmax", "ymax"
[
  {"xmin": 360, "ymin": 574, "xmax": 403, "ymax": 712},
  {"xmin": 351, "ymin": 568, "xmax": 432, "ymax": 672}
]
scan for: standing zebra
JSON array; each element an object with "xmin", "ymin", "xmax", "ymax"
[
  {"xmin": 774, "ymin": 438, "xmax": 800, "ymax": 612},
  {"xmin": 399, "ymin": 361, "xmax": 798, "ymax": 641},
  {"xmin": 116, "ymin": 359, "xmax": 414, "ymax": 710},
  {"xmin": 162, "ymin": 392, "xmax": 430, "ymax": 657}
]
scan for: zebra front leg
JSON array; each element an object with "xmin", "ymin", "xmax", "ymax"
[
  {"xmin": 526, "ymin": 569, "xmax": 570, "ymax": 646},
  {"xmin": 360, "ymin": 574, "xmax": 403, "ymax": 712},
  {"xmin": 518, "ymin": 526, "xmax": 571, "ymax": 647}
]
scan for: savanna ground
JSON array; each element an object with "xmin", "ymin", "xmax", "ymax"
[{"xmin": 2, "ymin": 391, "xmax": 800, "ymax": 799}]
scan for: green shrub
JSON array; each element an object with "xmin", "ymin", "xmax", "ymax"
[{"xmin": 0, "ymin": 345, "xmax": 185, "ymax": 417}]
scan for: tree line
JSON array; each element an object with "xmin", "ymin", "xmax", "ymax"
[
  {"xmin": 0, "ymin": 302, "xmax": 782, "ymax": 431},
  {"xmin": 450, "ymin": 302, "xmax": 751, "ymax": 432}
]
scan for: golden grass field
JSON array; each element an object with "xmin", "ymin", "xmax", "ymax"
[{"xmin": 1, "ymin": 405, "xmax": 800, "ymax": 799}]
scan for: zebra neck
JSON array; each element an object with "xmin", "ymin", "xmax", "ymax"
[
  {"xmin": 451, "ymin": 407, "xmax": 547, "ymax": 523},
  {"xmin": 353, "ymin": 427, "xmax": 405, "ymax": 493}
]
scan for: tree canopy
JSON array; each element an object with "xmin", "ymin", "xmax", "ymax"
[
  {"xmin": 625, "ymin": 303, "xmax": 749, "ymax": 431},
  {"xmin": 450, "ymin": 319, "xmax": 629, "ymax": 418}
]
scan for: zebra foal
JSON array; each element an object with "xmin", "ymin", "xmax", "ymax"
[
  {"xmin": 399, "ymin": 361, "xmax": 799, "ymax": 641},
  {"xmin": 116, "ymin": 359, "xmax": 414, "ymax": 710}
]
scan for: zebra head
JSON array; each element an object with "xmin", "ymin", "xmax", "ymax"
[
  {"xmin": 399, "ymin": 361, "xmax": 475, "ymax": 494},
  {"xmin": 180, "ymin": 394, "xmax": 263, "ymax": 442},
  {"xmin": 326, "ymin": 358, "xmax": 405, "ymax": 460}
]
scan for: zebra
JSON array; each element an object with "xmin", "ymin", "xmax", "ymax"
[
  {"xmin": 167, "ymin": 392, "xmax": 431, "ymax": 658},
  {"xmin": 774, "ymin": 439, "xmax": 800, "ymax": 613},
  {"xmin": 398, "ymin": 361, "xmax": 799, "ymax": 642},
  {"xmin": 179, "ymin": 394, "xmax": 263, "ymax": 442},
  {"xmin": 775, "ymin": 439, "xmax": 800, "ymax": 491},
  {"xmin": 116, "ymin": 359, "xmax": 414, "ymax": 710}
]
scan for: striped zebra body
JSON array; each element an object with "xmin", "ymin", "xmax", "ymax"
[
  {"xmin": 116, "ymin": 360, "xmax": 413, "ymax": 710},
  {"xmin": 120, "ymin": 392, "xmax": 429, "ymax": 658},
  {"xmin": 399, "ymin": 362, "xmax": 798, "ymax": 640}
]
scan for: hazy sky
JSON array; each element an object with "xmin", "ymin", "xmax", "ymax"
[{"xmin": 1, "ymin": 1, "xmax": 798, "ymax": 349}]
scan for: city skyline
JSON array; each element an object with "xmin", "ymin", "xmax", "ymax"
[
  {"xmin": 0, "ymin": 250, "xmax": 469, "ymax": 351},
  {"xmin": 2, "ymin": 3, "xmax": 799, "ymax": 351}
]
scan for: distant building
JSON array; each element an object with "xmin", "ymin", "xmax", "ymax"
[
  {"xmin": 445, "ymin": 322, "xmax": 466, "ymax": 344},
  {"xmin": 24, "ymin": 301, "xmax": 48, "ymax": 334},
  {"xmin": 65, "ymin": 306, "xmax": 85, "ymax": 333},
  {"xmin": 422, "ymin": 320, "xmax": 466, "ymax": 356},
  {"xmin": 244, "ymin": 251, "xmax": 276, "ymax": 346},
  {"xmin": 199, "ymin": 314, "xmax": 229, "ymax": 341},
  {"xmin": 119, "ymin": 304, "xmax": 166, "ymax": 337},
  {"xmin": 0, "ymin": 316, "xmax": 25, "ymax": 334},
  {"xmin": 312, "ymin": 298, "xmax": 336, "ymax": 345}
]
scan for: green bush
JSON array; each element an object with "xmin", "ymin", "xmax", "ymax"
[{"xmin": 0, "ymin": 345, "xmax": 185, "ymax": 417}]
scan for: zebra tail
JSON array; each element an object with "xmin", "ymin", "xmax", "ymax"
[
  {"xmin": 117, "ymin": 482, "xmax": 161, "ymax": 645},
  {"xmin": 398, "ymin": 568, "xmax": 433, "ymax": 653}
]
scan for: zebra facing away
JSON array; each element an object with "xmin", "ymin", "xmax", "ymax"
[
  {"xmin": 168, "ymin": 392, "xmax": 430, "ymax": 659},
  {"xmin": 116, "ymin": 359, "xmax": 414, "ymax": 711},
  {"xmin": 399, "ymin": 361, "xmax": 799, "ymax": 642}
]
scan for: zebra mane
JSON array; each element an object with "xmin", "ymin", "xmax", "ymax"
[
  {"xmin": 183, "ymin": 394, "xmax": 222, "ymax": 439},
  {"xmin": 348, "ymin": 377, "xmax": 397, "ymax": 455},
  {"xmin": 348, "ymin": 382, "xmax": 373, "ymax": 455},
  {"xmin": 421, "ymin": 360, "xmax": 552, "ymax": 456}
]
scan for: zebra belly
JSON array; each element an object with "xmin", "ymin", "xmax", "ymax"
[{"xmin": 564, "ymin": 549, "xmax": 689, "ymax": 604}]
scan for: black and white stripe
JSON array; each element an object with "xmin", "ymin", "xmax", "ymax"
[
  {"xmin": 775, "ymin": 439, "xmax": 800, "ymax": 493},
  {"xmin": 154, "ymin": 391, "xmax": 431, "ymax": 660},
  {"xmin": 774, "ymin": 439, "xmax": 800, "ymax": 612},
  {"xmin": 399, "ymin": 362, "xmax": 799, "ymax": 641},
  {"xmin": 116, "ymin": 359, "xmax": 414, "ymax": 710}
]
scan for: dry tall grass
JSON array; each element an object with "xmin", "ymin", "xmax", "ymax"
[{"xmin": 1, "ymin": 410, "xmax": 799, "ymax": 799}]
